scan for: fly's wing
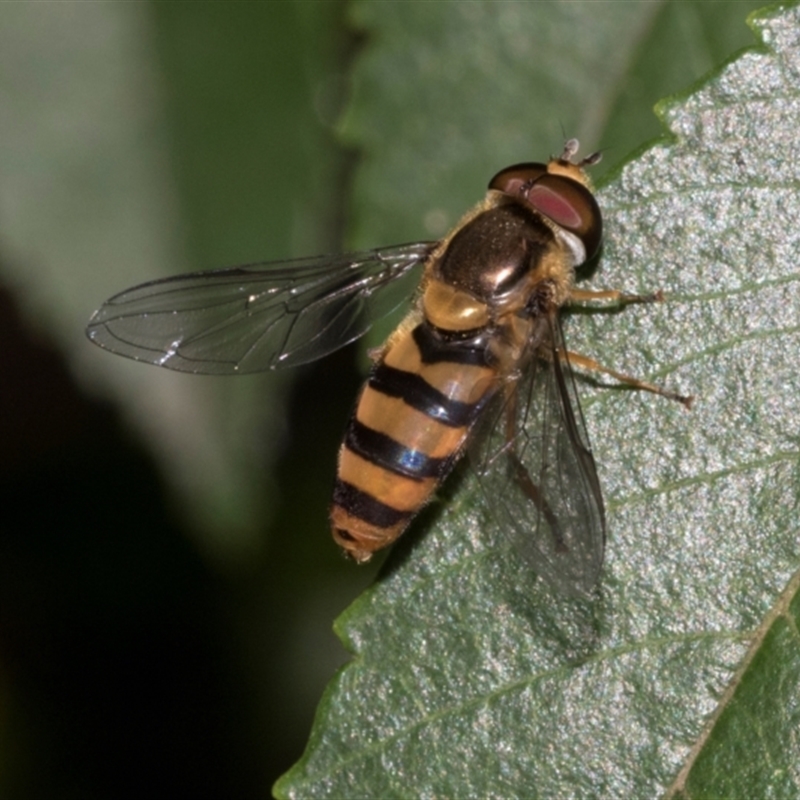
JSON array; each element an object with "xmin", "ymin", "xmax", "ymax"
[
  {"xmin": 471, "ymin": 314, "xmax": 605, "ymax": 596},
  {"xmin": 86, "ymin": 242, "xmax": 434, "ymax": 373}
]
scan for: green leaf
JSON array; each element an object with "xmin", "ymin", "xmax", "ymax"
[
  {"xmin": 668, "ymin": 571, "xmax": 800, "ymax": 797},
  {"xmin": 277, "ymin": 3, "xmax": 800, "ymax": 798}
]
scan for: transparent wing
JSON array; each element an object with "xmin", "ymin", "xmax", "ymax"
[
  {"xmin": 86, "ymin": 242, "xmax": 434, "ymax": 373},
  {"xmin": 471, "ymin": 313, "xmax": 605, "ymax": 596}
]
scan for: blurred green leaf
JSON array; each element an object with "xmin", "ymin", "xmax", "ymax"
[
  {"xmin": 0, "ymin": 2, "xmax": 350, "ymax": 563},
  {"xmin": 277, "ymin": 3, "xmax": 800, "ymax": 798},
  {"xmin": 341, "ymin": 0, "xmax": 766, "ymax": 249},
  {"xmin": 0, "ymin": 5, "xmax": 359, "ymax": 791}
]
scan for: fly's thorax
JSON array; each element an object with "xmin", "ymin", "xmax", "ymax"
[
  {"xmin": 436, "ymin": 203, "xmax": 553, "ymax": 302},
  {"xmin": 486, "ymin": 313, "xmax": 539, "ymax": 375},
  {"xmin": 422, "ymin": 281, "xmax": 490, "ymax": 332},
  {"xmin": 523, "ymin": 242, "xmax": 574, "ymax": 309},
  {"xmin": 422, "ymin": 199, "xmax": 575, "ymax": 338}
]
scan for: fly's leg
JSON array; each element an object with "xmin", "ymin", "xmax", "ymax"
[
  {"xmin": 569, "ymin": 287, "xmax": 665, "ymax": 305},
  {"xmin": 566, "ymin": 287, "xmax": 693, "ymax": 407},
  {"xmin": 560, "ymin": 349, "xmax": 694, "ymax": 408},
  {"xmin": 502, "ymin": 382, "xmax": 568, "ymax": 552}
]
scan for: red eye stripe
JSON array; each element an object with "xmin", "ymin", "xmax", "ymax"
[{"xmin": 525, "ymin": 183, "xmax": 583, "ymax": 230}]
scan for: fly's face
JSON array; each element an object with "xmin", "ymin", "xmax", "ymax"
[
  {"xmin": 87, "ymin": 139, "xmax": 689, "ymax": 596},
  {"xmin": 486, "ymin": 142, "xmax": 603, "ymax": 278}
]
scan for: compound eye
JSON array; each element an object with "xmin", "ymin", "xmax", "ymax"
[
  {"xmin": 522, "ymin": 174, "xmax": 602, "ymax": 262},
  {"xmin": 488, "ymin": 162, "xmax": 548, "ymax": 196}
]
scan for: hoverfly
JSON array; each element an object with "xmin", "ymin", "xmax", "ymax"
[{"xmin": 87, "ymin": 140, "xmax": 690, "ymax": 595}]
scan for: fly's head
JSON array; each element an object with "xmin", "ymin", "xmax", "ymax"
[{"xmin": 488, "ymin": 139, "xmax": 603, "ymax": 270}]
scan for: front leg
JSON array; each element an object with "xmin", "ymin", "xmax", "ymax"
[
  {"xmin": 569, "ymin": 287, "xmax": 665, "ymax": 306},
  {"xmin": 564, "ymin": 287, "xmax": 693, "ymax": 408}
]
